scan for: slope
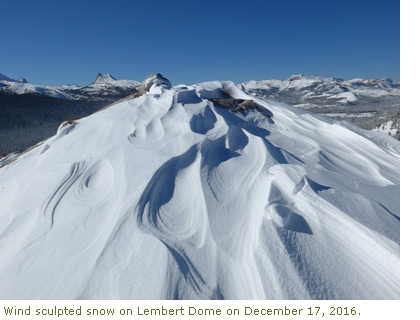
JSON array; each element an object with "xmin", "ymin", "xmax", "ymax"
[{"xmin": 0, "ymin": 74, "xmax": 400, "ymax": 299}]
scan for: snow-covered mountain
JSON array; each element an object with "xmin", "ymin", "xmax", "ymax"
[
  {"xmin": 0, "ymin": 72, "xmax": 142, "ymax": 154},
  {"xmin": 69, "ymin": 73, "xmax": 140, "ymax": 99},
  {"xmin": 0, "ymin": 72, "xmax": 140, "ymax": 100},
  {"xmin": 0, "ymin": 74, "xmax": 399, "ymax": 299},
  {"xmin": 242, "ymin": 75, "xmax": 399, "ymax": 104},
  {"xmin": 0, "ymin": 74, "xmax": 75, "ymax": 99},
  {"xmin": 241, "ymin": 75, "xmax": 400, "ymax": 139}
]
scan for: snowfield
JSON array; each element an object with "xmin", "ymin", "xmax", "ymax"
[{"xmin": 0, "ymin": 75, "xmax": 399, "ymax": 299}]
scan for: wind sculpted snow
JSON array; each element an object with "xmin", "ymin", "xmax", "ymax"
[{"xmin": 0, "ymin": 77, "xmax": 399, "ymax": 299}]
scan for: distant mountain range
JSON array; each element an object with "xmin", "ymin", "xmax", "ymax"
[
  {"xmin": 0, "ymin": 72, "xmax": 400, "ymax": 154},
  {"xmin": 0, "ymin": 72, "xmax": 140, "ymax": 100},
  {"xmin": 241, "ymin": 75, "xmax": 400, "ymax": 139}
]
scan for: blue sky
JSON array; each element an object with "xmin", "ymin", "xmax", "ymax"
[{"xmin": 1, "ymin": 0, "xmax": 399, "ymax": 86}]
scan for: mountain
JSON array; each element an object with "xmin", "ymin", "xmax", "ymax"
[
  {"xmin": 0, "ymin": 73, "xmax": 142, "ymax": 154},
  {"xmin": 0, "ymin": 72, "xmax": 140, "ymax": 100},
  {"xmin": 0, "ymin": 73, "xmax": 401, "ymax": 156},
  {"xmin": 0, "ymin": 80, "xmax": 76, "ymax": 99},
  {"xmin": 66, "ymin": 72, "xmax": 140, "ymax": 100},
  {"xmin": 241, "ymin": 75, "xmax": 400, "ymax": 139},
  {"xmin": 0, "ymin": 74, "xmax": 399, "ymax": 299},
  {"xmin": 0, "ymin": 73, "xmax": 75, "ymax": 99},
  {"xmin": 241, "ymin": 75, "xmax": 399, "ymax": 104}
]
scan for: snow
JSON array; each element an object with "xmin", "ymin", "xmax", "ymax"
[
  {"xmin": 329, "ymin": 91, "xmax": 358, "ymax": 102},
  {"xmin": 242, "ymin": 75, "xmax": 399, "ymax": 99},
  {"xmin": 372, "ymin": 120, "xmax": 399, "ymax": 136},
  {"xmin": 321, "ymin": 112, "xmax": 375, "ymax": 118},
  {"xmin": 144, "ymin": 73, "xmax": 171, "ymax": 89},
  {"xmin": 0, "ymin": 73, "xmax": 140, "ymax": 99},
  {"xmin": 74, "ymin": 73, "xmax": 140, "ymax": 98},
  {"xmin": 0, "ymin": 77, "xmax": 399, "ymax": 299},
  {"xmin": 242, "ymin": 75, "xmax": 324, "ymax": 92},
  {"xmin": 0, "ymin": 80, "xmax": 76, "ymax": 99},
  {"xmin": 57, "ymin": 84, "xmax": 81, "ymax": 90},
  {"xmin": 88, "ymin": 73, "xmax": 140, "ymax": 89}
]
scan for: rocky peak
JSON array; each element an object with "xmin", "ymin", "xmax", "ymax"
[
  {"xmin": 93, "ymin": 73, "xmax": 117, "ymax": 84},
  {"xmin": 95, "ymin": 72, "xmax": 103, "ymax": 81}
]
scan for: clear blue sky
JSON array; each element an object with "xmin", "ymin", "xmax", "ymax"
[{"xmin": 1, "ymin": 0, "xmax": 399, "ymax": 86}]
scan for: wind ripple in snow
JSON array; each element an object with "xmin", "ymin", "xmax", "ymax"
[
  {"xmin": 43, "ymin": 160, "xmax": 114, "ymax": 227},
  {"xmin": 135, "ymin": 145, "xmax": 216, "ymax": 298}
]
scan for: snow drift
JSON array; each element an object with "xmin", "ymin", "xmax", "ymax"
[{"xmin": 0, "ymin": 74, "xmax": 400, "ymax": 299}]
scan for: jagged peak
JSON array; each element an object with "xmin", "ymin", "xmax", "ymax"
[
  {"xmin": 95, "ymin": 72, "xmax": 103, "ymax": 81},
  {"xmin": 93, "ymin": 73, "xmax": 117, "ymax": 84}
]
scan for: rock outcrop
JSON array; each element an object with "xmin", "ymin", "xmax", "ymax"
[
  {"xmin": 138, "ymin": 73, "xmax": 171, "ymax": 96},
  {"xmin": 211, "ymin": 98, "xmax": 272, "ymax": 118}
]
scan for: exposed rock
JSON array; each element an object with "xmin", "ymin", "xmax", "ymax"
[
  {"xmin": 93, "ymin": 73, "xmax": 117, "ymax": 84},
  {"xmin": 95, "ymin": 74, "xmax": 173, "ymax": 112},
  {"xmin": 138, "ymin": 73, "xmax": 171, "ymax": 96},
  {"xmin": 95, "ymin": 72, "xmax": 103, "ymax": 81},
  {"xmin": 211, "ymin": 98, "xmax": 272, "ymax": 118},
  {"xmin": 57, "ymin": 117, "xmax": 81, "ymax": 131}
]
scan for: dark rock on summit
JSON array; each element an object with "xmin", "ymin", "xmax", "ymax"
[{"xmin": 211, "ymin": 98, "xmax": 272, "ymax": 118}]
